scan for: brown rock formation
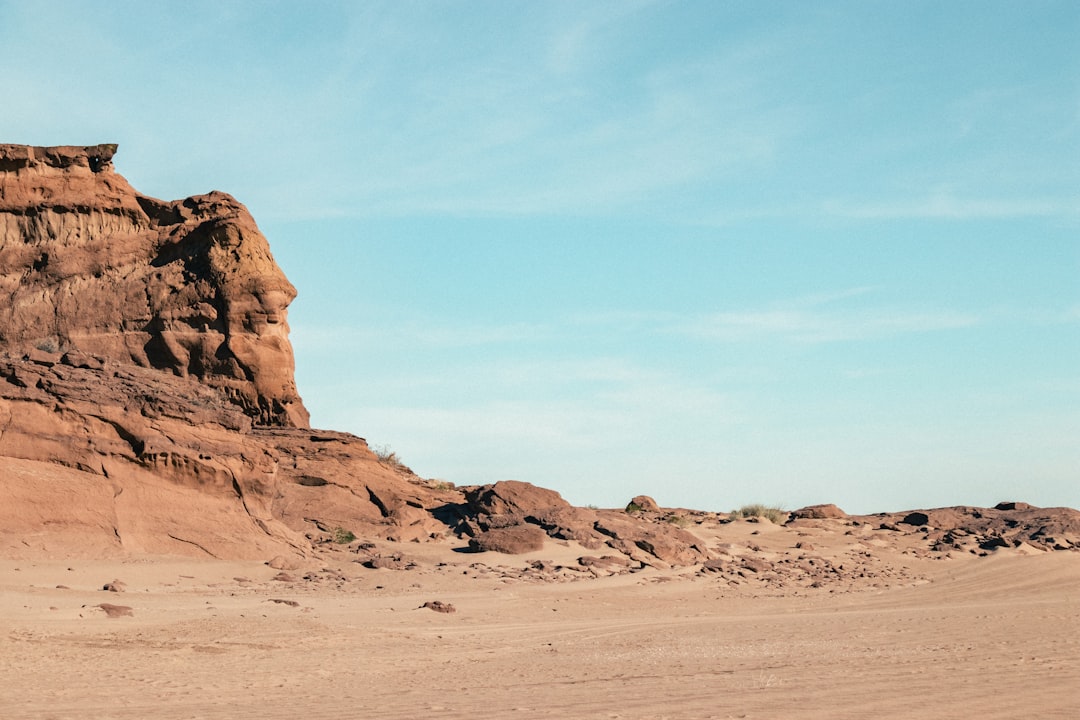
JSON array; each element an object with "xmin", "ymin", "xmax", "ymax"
[
  {"xmin": 790, "ymin": 504, "xmax": 847, "ymax": 520},
  {"xmin": 469, "ymin": 525, "xmax": 547, "ymax": 554},
  {"xmin": 628, "ymin": 495, "xmax": 660, "ymax": 512},
  {"xmin": 866, "ymin": 505, "xmax": 1080, "ymax": 553},
  {"xmin": 0, "ymin": 144, "xmax": 455, "ymax": 559},
  {"xmin": 0, "ymin": 143, "xmax": 306, "ymax": 427},
  {"xmin": 0, "ymin": 350, "xmax": 449, "ymax": 558},
  {"xmin": 459, "ymin": 480, "xmax": 709, "ymax": 565}
]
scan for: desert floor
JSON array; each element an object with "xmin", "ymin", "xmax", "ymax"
[{"xmin": 2, "ymin": 521, "xmax": 1078, "ymax": 720}]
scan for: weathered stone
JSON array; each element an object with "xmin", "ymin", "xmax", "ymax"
[
  {"xmin": 593, "ymin": 512, "xmax": 709, "ymax": 567},
  {"xmin": 96, "ymin": 603, "xmax": 134, "ymax": 618},
  {"xmin": 465, "ymin": 480, "xmax": 570, "ymax": 518},
  {"xmin": 628, "ymin": 495, "xmax": 660, "ymax": 512},
  {"xmin": 791, "ymin": 504, "xmax": 847, "ymax": 520},
  {"xmin": 0, "ymin": 143, "xmax": 307, "ymax": 427},
  {"xmin": 469, "ymin": 525, "xmax": 546, "ymax": 554},
  {"xmin": 900, "ymin": 512, "xmax": 930, "ymax": 526},
  {"xmin": 994, "ymin": 501, "xmax": 1033, "ymax": 511},
  {"xmin": 578, "ymin": 555, "xmax": 633, "ymax": 570},
  {"xmin": 740, "ymin": 557, "xmax": 772, "ymax": 573}
]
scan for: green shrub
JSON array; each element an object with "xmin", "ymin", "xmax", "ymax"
[
  {"xmin": 332, "ymin": 527, "xmax": 356, "ymax": 544},
  {"xmin": 664, "ymin": 514, "xmax": 689, "ymax": 527}
]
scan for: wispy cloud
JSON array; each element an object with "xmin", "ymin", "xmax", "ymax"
[
  {"xmin": 823, "ymin": 195, "xmax": 1080, "ymax": 220},
  {"xmin": 677, "ymin": 308, "xmax": 980, "ymax": 343},
  {"xmin": 290, "ymin": 319, "xmax": 553, "ymax": 354},
  {"xmin": 671, "ymin": 289, "xmax": 980, "ymax": 343}
]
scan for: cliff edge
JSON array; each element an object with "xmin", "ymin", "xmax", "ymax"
[{"xmin": 0, "ymin": 143, "xmax": 306, "ymax": 427}]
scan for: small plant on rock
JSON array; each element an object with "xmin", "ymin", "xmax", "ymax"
[
  {"xmin": 664, "ymin": 513, "xmax": 689, "ymax": 528},
  {"xmin": 371, "ymin": 443, "xmax": 408, "ymax": 471},
  {"xmin": 332, "ymin": 527, "xmax": 356, "ymax": 544}
]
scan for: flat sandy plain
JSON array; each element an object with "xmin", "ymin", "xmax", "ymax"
[{"xmin": 2, "ymin": 518, "xmax": 1078, "ymax": 719}]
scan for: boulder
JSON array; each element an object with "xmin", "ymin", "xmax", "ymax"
[
  {"xmin": 469, "ymin": 525, "xmax": 547, "ymax": 554},
  {"xmin": 627, "ymin": 495, "xmax": 660, "ymax": 512},
  {"xmin": 465, "ymin": 480, "xmax": 570, "ymax": 518},
  {"xmin": 900, "ymin": 512, "xmax": 930, "ymax": 526},
  {"xmin": 790, "ymin": 504, "xmax": 847, "ymax": 520},
  {"xmin": 994, "ymin": 501, "xmax": 1033, "ymax": 511}
]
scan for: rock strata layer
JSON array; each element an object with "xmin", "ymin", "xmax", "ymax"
[{"xmin": 0, "ymin": 143, "xmax": 306, "ymax": 427}]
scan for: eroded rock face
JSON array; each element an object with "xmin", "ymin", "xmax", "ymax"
[
  {"xmin": 868, "ymin": 505, "xmax": 1080, "ymax": 553},
  {"xmin": 0, "ymin": 144, "xmax": 307, "ymax": 427},
  {"xmin": 0, "ymin": 351, "xmax": 453, "ymax": 559},
  {"xmin": 459, "ymin": 480, "xmax": 709, "ymax": 565}
]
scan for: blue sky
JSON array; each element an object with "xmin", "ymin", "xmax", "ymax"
[{"xmin": 2, "ymin": 1, "xmax": 1077, "ymax": 512}]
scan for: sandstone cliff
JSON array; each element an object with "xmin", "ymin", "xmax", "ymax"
[
  {"xmin": 0, "ymin": 144, "xmax": 451, "ymax": 558},
  {"xmin": 0, "ymin": 143, "xmax": 306, "ymax": 427}
]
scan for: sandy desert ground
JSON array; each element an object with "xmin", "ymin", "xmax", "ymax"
[{"xmin": 2, "ymin": 517, "xmax": 1078, "ymax": 720}]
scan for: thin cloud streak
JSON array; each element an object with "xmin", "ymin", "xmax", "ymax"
[
  {"xmin": 674, "ymin": 307, "xmax": 981, "ymax": 344},
  {"xmin": 824, "ymin": 195, "xmax": 1080, "ymax": 220}
]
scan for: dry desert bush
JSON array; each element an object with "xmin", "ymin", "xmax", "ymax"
[{"xmin": 734, "ymin": 504, "xmax": 788, "ymax": 524}]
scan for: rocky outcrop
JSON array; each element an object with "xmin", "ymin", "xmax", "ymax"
[
  {"xmin": 790, "ymin": 504, "xmax": 847, "ymax": 520},
  {"xmin": 0, "ymin": 350, "xmax": 450, "ymax": 558},
  {"xmin": 457, "ymin": 480, "xmax": 709, "ymax": 566},
  {"xmin": 863, "ymin": 505, "xmax": 1080, "ymax": 553},
  {"xmin": 469, "ymin": 525, "xmax": 547, "ymax": 554},
  {"xmin": 0, "ymin": 144, "xmax": 458, "ymax": 558},
  {"xmin": 0, "ymin": 144, "xmax": 306, "ymax": 427}
]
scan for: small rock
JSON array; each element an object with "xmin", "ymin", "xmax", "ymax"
[
  {"xmin": 421, "ymin": 600, "xmax": 456, "ymax": 614},
  {"xmin": 740, "ymin": 557, "xmax": 772, "ymax": 573},
  {"xmin": 268, "ymin": 598, "xmax": 300, "ymax": 607},
  {"xmin": 96, "ymin": 603, "xmax": 133, "ymax": 618}
]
